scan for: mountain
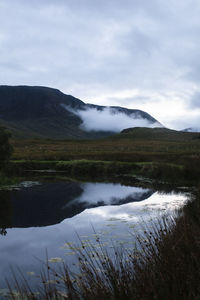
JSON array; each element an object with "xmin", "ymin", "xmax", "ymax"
[
  {"xmin": 182, "ymin": 127, "xmax": 200, "ymax": 133},
  {"xmin": 0, "ymin": 85, "xmax": 161, "ymax": 139}
]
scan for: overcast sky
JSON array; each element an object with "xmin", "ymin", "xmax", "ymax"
[{"xmin": 0, "ymin": 0, "xmax": 200, "ymax": 129}]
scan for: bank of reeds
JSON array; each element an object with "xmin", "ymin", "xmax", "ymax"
[
  {"xmin": 6, "ymin": 158, "xmax": 200, "ymax": 186},
  {"xmin": 6, "ymin": 191, "xmax": 200, "ymax": 300}
]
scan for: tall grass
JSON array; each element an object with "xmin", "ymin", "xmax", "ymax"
[
  {"xmin": 6, "ymin": 192, "xmax": 200, "ymax": 299},
  {"xmin": 11, "ymin": 137, "xmax": 200, "ymax": 163},
  {"xmin": 6, "ymin": 158, "xmax": 200, "ymax": 186}
]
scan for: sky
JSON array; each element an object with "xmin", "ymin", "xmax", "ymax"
[{"xmin": 0, "ymin": 0, "xmax": 200, "ymax": 129}]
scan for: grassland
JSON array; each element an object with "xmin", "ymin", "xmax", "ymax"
[
  {"xmin": 8, "ymin": 128, "xmax": 200, "ymax": 184},
  {"xmin": 10, "ymin": 128, "xmax": 200, "ymax": 163},
  {"xmin": 11, "ymin": 128, "xmax": 200, "ymax": 162}
]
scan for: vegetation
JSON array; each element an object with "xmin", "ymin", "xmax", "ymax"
[
  {"xmin": 0, "ymin": 126, "xmax": 13, "ymax": 187},
  {"xmin": 7, "ymin": 129, "xmax": 200, "ymax": 184},
  {"xmin": 10, "ymin": 128, "xmax": 200, "ymax": 163},
  {"xmin": 0, "ymin": 126, "xmax": 13, "ymax": 167}
]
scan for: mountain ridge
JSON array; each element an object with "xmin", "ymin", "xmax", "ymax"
[{"xmin": 0, "ymin": 85, "xmax": 161, "ymax": 139}]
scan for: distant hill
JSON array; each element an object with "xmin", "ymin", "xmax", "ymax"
[
  {"xmin": 118, "ymin": 127, "xmax": 200, "ymax": 141},
  {"xmin": 0, "ymin": 85, "xmax": 160, "ymax": 139},
  {"xmin": 182, "ymin": 127, "xmax": 200, "ymax": 133}
]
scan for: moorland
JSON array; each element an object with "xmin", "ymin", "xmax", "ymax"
[{"xmin": 7, "ymin": 127, "xmax": 200, "ymax": 184}]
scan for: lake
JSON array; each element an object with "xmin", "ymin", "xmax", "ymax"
[{"xmin": 0, "ymin": 178, "xmax": 189, "ymax": 292}]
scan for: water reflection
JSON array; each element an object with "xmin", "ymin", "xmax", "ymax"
[
  {"xmin": 0, "ymin": 179, "xmax": 188, "ymax": 289},
  {"xmin": 64, "ymin": 183, "xmax": 152, "ymax": 208},
  {"xmin": 0, "ymin": 181, "xmax": 153, "ymax": 229}
]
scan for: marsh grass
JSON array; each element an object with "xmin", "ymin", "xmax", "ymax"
[
  {"xmin": 7, "ymin": 158, "xmax": 200, "ymax": 186},
  {"xmin": 5, "ymin": 191, "xmax": 200, "ymax": 299},
  {"xmin": 7, "ymin": 136, "xmax": 200, "ymax": 185},
  {"xmin": 11, "ymin": 137, "xmax": 200, "ymax": 163}
]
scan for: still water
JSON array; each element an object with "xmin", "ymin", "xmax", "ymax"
[{"xmin": 0, "ymin": 179, "xmax": 188, "ymax": 289}]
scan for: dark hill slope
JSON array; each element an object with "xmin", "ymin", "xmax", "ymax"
[
  {"xmin": 118, "ymin": 127, "xmax": 200, "ymax": 141},
  {"xmin": 0, "ymin": 85, "xmax": 159, "ymax": 139},
  {"xmin": 0, "ymin": 85, "xmax": 84, "ymax": 120},
  {"xmin": 0, "ymin": 86, "xmax": 88, "ymax": 139}
]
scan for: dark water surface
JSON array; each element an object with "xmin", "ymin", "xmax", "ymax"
[{"xmin": 0, "ymin": 178, "xmax": 188, "ymax": 292}]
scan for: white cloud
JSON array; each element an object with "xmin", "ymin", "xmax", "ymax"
[{"xmin": 63, "ymin": 105, "xmax": 161, "ymax": 132}]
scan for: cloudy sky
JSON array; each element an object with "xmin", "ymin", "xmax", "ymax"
[{"xmin": 0, "ymin": 0, "xmax": 200, "ymax": 129}]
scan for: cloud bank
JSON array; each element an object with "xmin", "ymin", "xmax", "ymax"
[{"xmin": 63, "ymin": 105, "xmax": 161, "ymax": 132}]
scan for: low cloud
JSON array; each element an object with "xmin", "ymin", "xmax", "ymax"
[{"xmin": 63, "ymin": 105, "xmax": 161, "ymax": 132}]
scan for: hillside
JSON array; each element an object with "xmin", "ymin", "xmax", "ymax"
[
  {"xmin": 0, "ymin": 85, "xmax": 160, "ymax": 139},
  {"xmin": 183, "ymin": 127, "xmax": 200, "ymax": 133},
  {"xmin": 119, "ymin": 127, "xmax": 200, "ymax": 141}
]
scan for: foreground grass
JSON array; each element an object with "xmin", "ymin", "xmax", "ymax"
[{"xmin": 5, "ymin": 191, "xmax": 200, "ymax": 299}]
